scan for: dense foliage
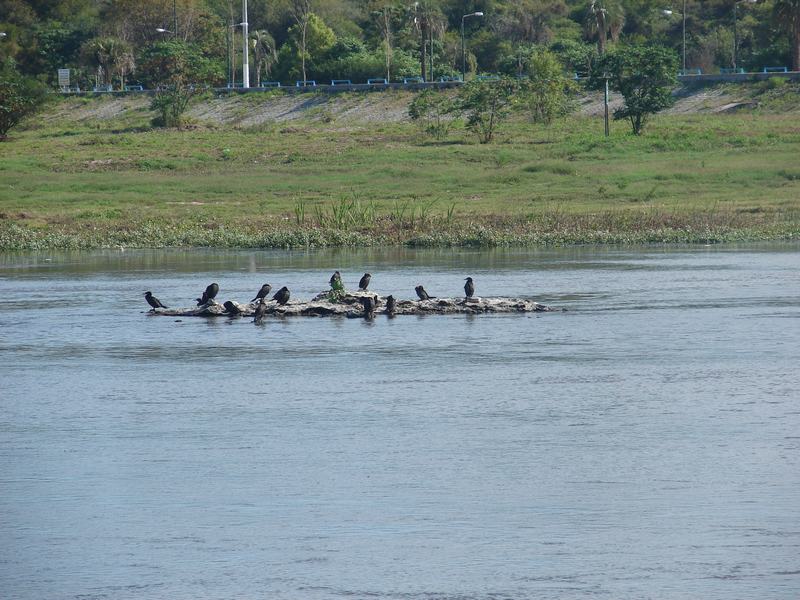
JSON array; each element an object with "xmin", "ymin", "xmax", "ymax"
[
  {"xmin": 0, "ymin": 0, "xmax": 797, "ymax": 89},
  {"xmin": 0, "ymin": 58, "xmax": 47, "ymax": 139},
  {"xmin": 590, "ymin": 45, "xmax": 679, "ymax": 134}
]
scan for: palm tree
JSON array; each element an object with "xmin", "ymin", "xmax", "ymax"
[
  {"xmin": 587, "ymin": 0, "xmax": 624, "ymax": 56},
  {"xmin": 775, "ymin": 0, "xmax": 800, "ymax": 71},
  {"xmin": 251, "ymin": 30, "xmax": 277, "ymax": 87}
]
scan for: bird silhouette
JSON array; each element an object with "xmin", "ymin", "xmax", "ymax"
[
  {"xmin": 273, "ymin": 286, "xmax": 290, "ymax": 305},
  {"xmin": 251, "ymin": 283, "xmax": 272, "ymax": 303},
  {"xmin": 464, "ymin": 277, "xmax": 475, "ymax": 298},
  {"xmin": 385, "ymin": 295, "xmax": 396, "ymax": 315},
  {"xmin": 253, "ymin": 297, "xmax": 268, "ymax": 323},
  {"xmin": 415, "ymin": 285, "xmax": 435, "ymax": 300},
  {"xmin": 196, "ymin": 282, "xmax": 219, "ymax": 305},
  {"xmin": 329, "ymin": 271, "xmax": 344, "ymax": 292},
  {"xmin": 359, "ymin": 295, "xmax": 376, "ymax": 317},
  {"xmin": 358, "ymin": 273, "xmax": 371, "ymax": 291},
  {"xmin": 144, "ymin": 291, "xmax": 167, "ymax": 310},
  {"xmin": 223, "ymin": 300, "xmax": 242, "ymax": 315}
]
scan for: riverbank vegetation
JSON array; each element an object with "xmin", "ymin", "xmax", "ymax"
[
  {"xmin": 2, "ymin": 1, "xmax": 800, "ymax": 90},
  {"xmin": 1, "ymin": 89, "xmax": 798, "ymax": 250}
]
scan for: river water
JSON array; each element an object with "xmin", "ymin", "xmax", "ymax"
[{"xmin": 1, "ymin": 245, "xmax": 798, "ymax": 600}]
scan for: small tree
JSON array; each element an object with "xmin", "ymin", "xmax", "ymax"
[
  {"xmin": 519, "ymin": 48, "xmax": 576, "ymax": 124},
  {"xmin": 141, "ymin": 42, "xmax": 209, "ymax": 128},
  {"xmin": 456, "ymin": 77, "xmax": 520, "ymax": 144},
  {"xmin": 251, "ymin": 30, "xmax": 278, "ymax": 87},
  {"xmin": 409, "ymin": 89, "xmax": 456, "ymax": 139},
  {"xmin": 0, "ymin": 60, "xmax": 48, "ymax": 140},
  {"xmin": 590, "ymin": 45, "xmax": 678, "ymax": 135}
]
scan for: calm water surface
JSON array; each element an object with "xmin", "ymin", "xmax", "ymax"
[{"xmin": 1, "ymin": 245, "xmax": 799, "ymax": 600}]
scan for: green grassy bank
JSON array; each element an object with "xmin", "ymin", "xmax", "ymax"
[{"xmin": 1, "ymin": 91, "xmax": 799, "ymax": 250}]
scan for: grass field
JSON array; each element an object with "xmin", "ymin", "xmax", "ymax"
[{"xmin": 1, "ymin": 89, "xmax": 799, "ymax": 249}]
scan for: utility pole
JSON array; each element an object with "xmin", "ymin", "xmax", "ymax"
[
  {"xmin": 604, "ymin": 77, "xmax": 610, "ymax": 137},
  {"xmin": 242, "ymin": 0, "xmax": 250, "ymax": 88},
  {"xmin": 682, "ymin": 0, "xmax": 687, "ymax": 73}
]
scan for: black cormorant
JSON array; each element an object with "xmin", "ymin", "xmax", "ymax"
[
  {"xmin": 223, "ymin": 300, "xmax": 242, "ymax": 315},
  {"xmin": 358, "ymin": 273, "xmax": 371, "ymax": 291},
  {"xmin": 196, "ymin": 282, "xmax": 220, "ymax": 305},
  {"xmin": 464, "ymin": 277, "xmax": 475, "ymax": 298},
  {"xmin": 385, "ymin": 295, "xmax": 396, "ymax": 315},
  {"xmin": 273, "ymin": 286, "xmax": 291, "ymax": 305},
  {"xmin": 415, "ymin": 285, "xmax": 435, "ymax": 300},
  {"xmin": 253, "ymin": 297, "xmax": 268, "ymax": 323},
  {"xmin": 144, "ymin": 291, "xmax": 167, "ymax": 310},
  {"xmin": 251, "ymin": 283, "xmax": 272, "ymax": 303}
]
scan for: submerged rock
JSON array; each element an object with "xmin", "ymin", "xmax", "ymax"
[{"xmin": 148, "ymin": 290, "xmax": 557, "ymax": 318}]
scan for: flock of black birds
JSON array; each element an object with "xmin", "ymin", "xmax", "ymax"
[{"xmin": 144, "ymin": 273, "xmax": 477, "ymax": 322}]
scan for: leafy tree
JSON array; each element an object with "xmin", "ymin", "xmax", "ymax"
[
  {"xmin": 80, "ymin": 36, "xmax": 135, "ymax": 89},
  {"xmin": 276, "ymin": 13, "xmax": 336, "ymax": 81},
  {"xmin": 150, "ymin": 84, "xmax": 200, "ymax": 128},
  {"xmin": 138, "ymin": 40, "xmax": 222, "ymax": 88},
  {"xmin": 141, "ymin": 41, "xmax": 216, "ymax": 128},
  {"xmin": 408, "ymin": 88, "xmax": 456, "ymax": 139},
  {"xmin": 456, "ymin": 77, "xmax": 520, "ymax": 143},
  {"xmin": 519, "ymin": 47, "xmax": 576, "ymax": 124},
  {"xmin": 774, "ymin": 0, "xmax": 800, "ymax": 71},
  {"xmin": 0, "ymin": 59, "xmax": 48, "ymax": 140},
  {"xmin": 289, "ymin": 0, "xmax": 314, "ymax": 82},
  {"xmin": 251, "ymin": 30, "xmax": 278, "ymax": 86},
  {"xmin": 368, "ymin": 0, "xmax": 397, "ymax": 81},
  {"xmin": 590, "ymin": 44, "xmax": 678, "ymax": 135}
]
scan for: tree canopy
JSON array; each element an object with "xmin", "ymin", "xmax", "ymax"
[{"xmin": 0, "ymin": 0, "xmax": 796, "ymax": 87}]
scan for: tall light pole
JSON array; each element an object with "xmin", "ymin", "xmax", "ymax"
[
  {"xmin": 662, "ymin": 5, "xmax": 686, "ymax": 73},
  {"xmin": 682, "ymin": 0, "xmax": 686, "ymax": 73},
  {"xmin": 461, "ymin": 11, "xmax": 483, "ymax": 81},
  {"xmin": 241, "ymin": 0, "xmax": 250, "ymax": 88}
]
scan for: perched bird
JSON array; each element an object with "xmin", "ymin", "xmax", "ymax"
[
  {"xmin": 415, "ymin": 285, "xmax": 435, "ymax": 300},
  {"xmin": 358, "ymin": 273, "xmax": 372, "ymax": 291},
  {"xmin": 144, "ymin": 291, "xmax": 167, "ymax": 310},
  {"xmin": 196, "ymin": 282, "xmax": 220, "ymax": 306},
  {"xmin": 385, "ymin": 295, "xmax": 396, "ymax": 315},
  {"xmin": 223, "ymin": 300, "xmax": 242, "ymax": 315},
  {"xmin": 273, "ymin": 286, "xmax": 291, "ymax": 305},
  {"xmin": 464, "ymin": 277, "xmax": 475, "ymax": 298},
  {"xmin": 251, "ymin": 283, "xmax": 272, "ymax": 303},
  {"xmin": 329, "ymin": 271, "xmax": 343, "ymax": 291},
  {"xmin": 253, "ymin": 297, "xmax": 268, "ymax": 324},
  {"xmin": 359, "ymin": 295, "xmax": 376, "ymax": 317}
]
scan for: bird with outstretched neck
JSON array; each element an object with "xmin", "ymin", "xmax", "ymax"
[{"xmin": 144, "ymin": 291, "xmax": 167, "ymax": 310}]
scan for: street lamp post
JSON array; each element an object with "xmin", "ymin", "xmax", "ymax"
[
  {"xmin": 241, "ymin": 0, "xmax": 249, "ymax": 88},
  {"xmin": 461, "ymin": 12, "xmax": 483, "ymax": 81},
  {"xmin": 662, "ymin": 4, "xmax": 686, "ymax": 73}
]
